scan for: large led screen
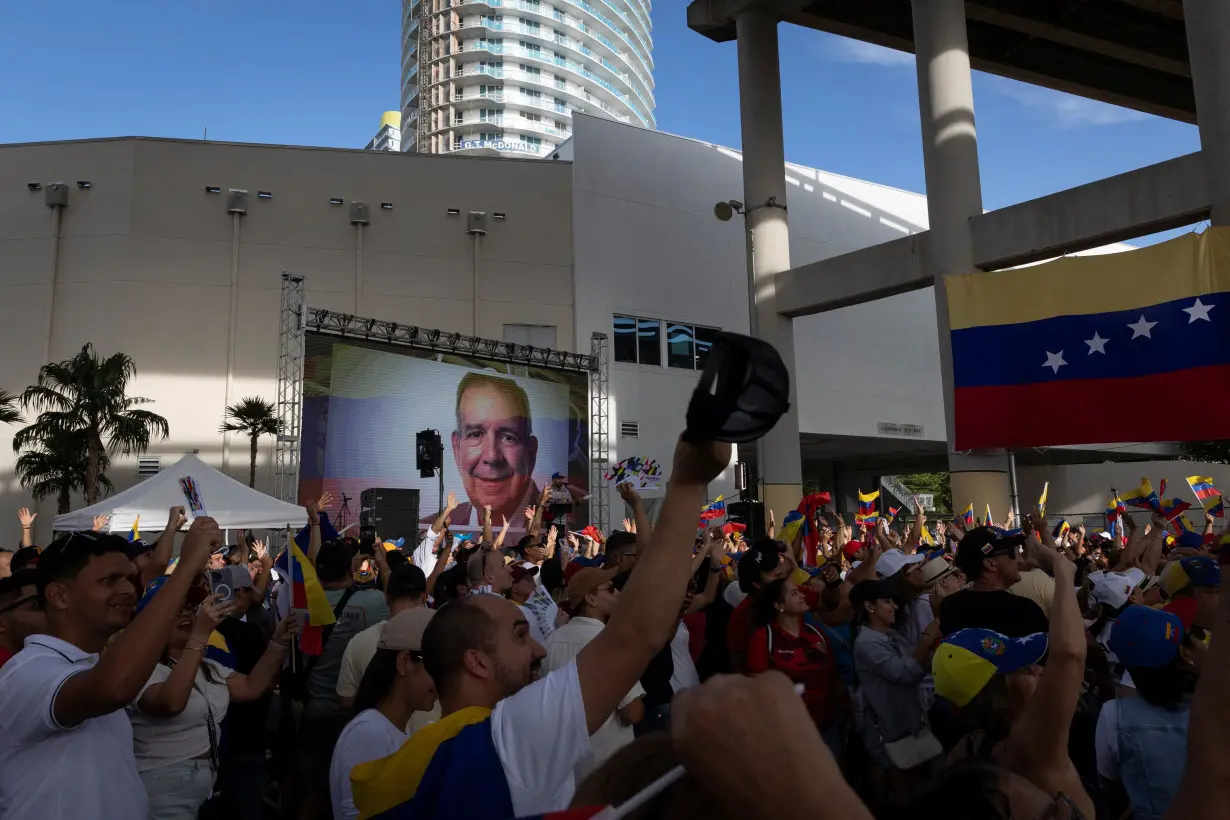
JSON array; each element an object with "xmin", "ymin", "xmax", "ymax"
[{"xmin": 299, "ymin": 334, "xmax": 590, "ymax": 536}]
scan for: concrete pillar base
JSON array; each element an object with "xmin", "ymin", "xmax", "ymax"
[
  {"xmin": 950, "ymin": 469, "xmax": 1011, "ymax": 525},
  {"xmin": 762, "ymin": 483, "xmax": 804, "ymax": 528}
]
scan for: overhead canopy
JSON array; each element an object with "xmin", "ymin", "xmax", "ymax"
[{"xmin": 53, "ymin": 454, "xmax": 308, "ymax": 533}]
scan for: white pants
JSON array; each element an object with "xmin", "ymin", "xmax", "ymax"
[{"xmin": 140, "ymin": 758, "xmax": 215, "ymax": 820}]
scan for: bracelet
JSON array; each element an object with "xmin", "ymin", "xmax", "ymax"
[
  {"xmin": 185, "ymin": 640, "xmax": 207, "ymax": 653},
  {"xmin": 270, "ymin": 639, "xmax": 291, "ymax": 651}
]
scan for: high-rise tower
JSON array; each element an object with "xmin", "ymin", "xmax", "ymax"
[{"xmin": 401, "ymin": 0, "xmax": 654, "ymax": 157}]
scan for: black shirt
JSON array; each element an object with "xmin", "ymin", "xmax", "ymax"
[
  {"xmin": 938, "ymin": 588, "xmax": 1049, "ymax": 638},
  {"xmin": 216, "ymin": 617, "xmax": 271, "ymax": 754}
]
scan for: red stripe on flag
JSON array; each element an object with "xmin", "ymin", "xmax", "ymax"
[{"xmin": 954, "ymin": 363, "xmax": 1230, "ymax": 449}]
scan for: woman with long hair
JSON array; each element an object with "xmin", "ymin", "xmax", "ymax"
[
  {"xmin": 329, "ymin": 608, "xmax": 438, "ymax": 820},
  {"xmin": 1095, "ymin": 600, "xmax": 1208, "ymax": 820},
  {"xmin": 747, "ymin": 579, "xmax": 850, "ymax": 759},
  {"xmin": 127, "ymin": 578, "xmax": 295, "ymax": 820}
]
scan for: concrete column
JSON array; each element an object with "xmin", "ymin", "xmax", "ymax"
[
  {"xmin": 911, "ymin": 0, "xmax": 1012, "ymax": 512},
  {"xmin": 1184, "ymin": 0, "xmax": 1230, "ymax": 225},
  {"xmin": 735, "ymin": 7, "xmax": 802, "ymax": 518}
]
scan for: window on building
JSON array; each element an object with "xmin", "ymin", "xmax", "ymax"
[
  {"xmin": 522, "ymin": 112, "xmax": 541, "ymax": 122},
  {"xmin": 520, "ymin": 40, "xmax": 541, "ymax": 53},
  {"xmin": 521, "ymin": 87, "xmax": 542, "ymax": 98},
  {"xmin": 521, "ymin": 65, "xmax": 541, "ymax": 77},
  {"xmin": 664, "ymin": 322, "xmax": 721, "ymax": 370},
  {"xmin": 613, "ymin": 315, "xmax": 661, "ymax": 366},
  {"xmin": 523, "ymin": 136, "xmax": 542, "ymax": 148},
  {"xmin": 503, "ymin": 324, "xmax": 557, "ymax": 349}
]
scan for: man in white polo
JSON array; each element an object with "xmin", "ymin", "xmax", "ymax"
[{"xmin": 0, "ymin": 519, "xmax": 216, "ymax": 819}]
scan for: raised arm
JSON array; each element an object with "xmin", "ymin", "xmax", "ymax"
[
  {"xmin": 17, "ymin": 507, "xmax": 35, "ymax": 548},
  {"xmin": 53, "ymin": 518, "xmax": 217, "ymax": 728},
  {"xmin": 138, "ymin": 594, "xmax": 230, "ymax": 717},
  {"xmin": 1166, "ymin": 547, "xmax": 1230, "ymax": 820},
  {"xmin": 142, "ymin": 506, "xmax": 186, "ymax": 587},
  {"xmin": 481, "ymin": 505, "xmax": 494, "ymax": 546},
  {"xmin": 618, "ymin": 482, "xmax": 652, "ymax": 543},
  {"xmin": 576, "ymin": 437, "xmax": 729, "ymax": 734},
  {"xmin": 493, "ymin": 515, "xmax": 511, "ymax": 551},
  {"xmin": 1003, "ymin": 516, "xmax": 1091, "ymax": 817},
  {"xmin": 306, "ymin": 492, "xmax": 333, "ymax": 566},
  {"xmin": 227, "ymin": 616, "xmax": 295, "ymax": 701},
  {"xmin": 903, "ymin": 498, "xmax": 926, "ymax": 553}
]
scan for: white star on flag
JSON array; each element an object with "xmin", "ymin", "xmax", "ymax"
[
  {"xmin": 1183, "ymin": 298, "xmax": 1214, "ymax": 323},
  {"xmin": 1128, "ymin": 315, "xmax": 1157, "ymax": 339},
  {"xmin": 1043, "ymin": 351, "xmax": 1067, "ymax": 374},
  {"xmin": 1086, "ymin": 332, "xmax": 1108, "ymax": 355}
]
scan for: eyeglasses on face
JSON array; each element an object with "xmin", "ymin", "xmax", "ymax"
[{"xmin": 0, "ymin": 594, "xmax": 42, "ymax": 615}]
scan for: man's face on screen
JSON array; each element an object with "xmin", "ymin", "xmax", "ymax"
[{"xmin": 453, "ymin": 383, "xmax": 538, "ymax": 516}]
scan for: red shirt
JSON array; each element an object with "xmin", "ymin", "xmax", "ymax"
[
  {"xmin": 0, "ymin": 646, "xmax": 14, "ymax": 670},
  {"xmin": 728, "ymin": 585, "xmax": 819, "ymax": 669},
  {"xmin": 746, "ymin": 616, "xmax": 836, "ymax": 728}
]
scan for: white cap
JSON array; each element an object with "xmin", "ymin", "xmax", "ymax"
[
  {"xmin": 1088, "ymin": 570, "xmax": 1140, "ymax": 609},
  {"xmin": 876, "ymin": 548, "xmax": 926, "ymax": 578},
  {"xmin": 920, "ymin": 556, "xmax": 956, "ymax": 586}
]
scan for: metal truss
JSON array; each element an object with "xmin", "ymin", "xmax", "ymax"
[
  {"xmin": 273, "ymin": 272, "xmax": 306, "ymax": 507},
  {"xmin": 305, "ymin": 308, "xmax": 597, "ymax": 373},
  {"xmin": 589, "ymin": 332, "xmax": 610, "ymax": 533}
]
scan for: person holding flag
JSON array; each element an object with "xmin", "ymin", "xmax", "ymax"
[
  {"xmin": 856, "ymin": 490, "xmax": 880, "ymax": 528},
  {"xmin": 959, "ymin": 503, "xmax": 975, "ymax": 529},
  {"xmin": 1187, "ymin": 476, "xmax": 1225, "ymax": 518}
]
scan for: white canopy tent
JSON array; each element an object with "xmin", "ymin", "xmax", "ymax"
[{"xmin": 53, "ymin": 454, "xmax": 308, "ymax": 533}]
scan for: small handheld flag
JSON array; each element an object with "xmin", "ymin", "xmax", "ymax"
[
  {"xmin": 1038, "ymin": 482, "xmax": 1048, "ymax": 514},
  {"xmin": 1187, "ymin": 475, "xmax": 1225, "ymax": 518},
  {"xmin": 1121, "ymin": 478, "xmax": 1161, "ymax": 513},
  {"xmin": 275, "ymin": 542, "xmax": 337, "ymax": 656},
  {"xmin": 128, "ymin": 515, "xmax": 141, "ymax": 543},
  {"xmin": 699, "ymin": 496, "xmax": 726, "ymax": 521},
  {"xmin": 1052, "ymin": 519, "xmax": 1070, "ymax": 540},
  {"xmin": 960, "ymin": 503, "xmax": 975, "ymax": 529},
  {"xmin": 856, "ymin": 490, "xmax": 880, "ymax": 526},
  {"xmin": 984, "ymin": 503, "xmax": 993, "ymax": 529}
]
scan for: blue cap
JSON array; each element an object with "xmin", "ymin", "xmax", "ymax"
[
  {"xmin": 136, "ymin": 575, "xmax": 169, "ymax": 614},
  {"xmin": 1177, "ymin": 530, "xmax": 1205, "ymax": 549},
  {"xmin": 552, "ymin": 472, "xmax": 565, "ymax": 480},
  {"xmin": 933, "ymin": 628, "xmax": 1048, "ymax": 707},
  {"xmin": 1108, "ymin": 605, "xmax": 1185, "ymax": 669}
]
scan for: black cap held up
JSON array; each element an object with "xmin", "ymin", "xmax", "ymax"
[{"xmin": 683, "ymin": 332, "xmax": 790, "ymax": 444}]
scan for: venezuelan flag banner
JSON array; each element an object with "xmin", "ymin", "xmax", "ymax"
[
  {"xmin": 947, "ymin": 229, "xmax": 1230, "ymax": 449},
  {"xmin": 1038, "ymin": 482, "xmax": 1048, "ymax": 514},
  {"xmin": 959, "ymin": 503, "xmax": 975, "ymax": 529},
  {"xmin": 856, "ymin": 490, "xmax": 879, "ymax": 526},
  {"xmin": 128, "ymin": 516, "xmax": 140, "ymax": 543},
  {"xmin": 794, "ymin": 492, "xmax": 832, "ymax": 565},
  {"xmin": 1052, "ymin": 519, "xmax": 1070, "ymax": 540},
  {"xmin": 1121, "ymin": 478, "xmax": 1161, "ymax": 513},
  {"xmin": 275, "ymin": 542, "xmax": 336, "ymax": 655}
]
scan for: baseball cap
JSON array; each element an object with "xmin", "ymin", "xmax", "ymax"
[
  {"xmin": 933, "ymin": 628, "xmax": 1049, "ymax": 707},
  {"xmin": 125, "ymin": 539, "xmax": 153, "ymax": 560},
  {"xmin": 551, "ymin": 472, "xmax": 565, "ymax": 480},
  {"xmin": 842, "ymin": 540, "xmax": 865, "ymax": 559},
  {"xmin": 566, "ymin": 566, "xmax": 618, "ymax": 608},
  {"xmin": 876, "ymin": 549, "xmax": 925, "ymax": 579},
  {"xmin": 1159, "ymin": 556, "xmax": 1221, "ymax": 597},
  {"xmin": 315, "ymin": 540, "xmax": 354, "ymax": 582},
  {"xmin": 1176, "ymin": 530, "xmax": 1205, "ymax": 550},
  {"xmin": 1088, "ymin": 571, "xmax": 1141, "ymax": 610},
  {"xmin": 1162, "ymin": 596, "xmax": 1199, "ymax": 632},
  {"xmin": 955, "ymin": 527, "xmax": 1024, "ymax": 576},
  {"xmin": 737, "ymin": 542, "xmax": 782, "ymax": 593},
  {"xmin": 920, "ymin": 556, "xmax": 956, "ymax": 587},
  {"xmin": 10, "ymin": 546, "xmax": 41, "ymax": 573},
  {"xmin": 1107, "ymin": 605, "xmax": 1185, "ymax": 669},
  {"xmin": 510, "ymin": 562, "xmax": 540, "ymax": 584},
  {"xmin": 378, "ymin": 607, "xmax": 436, "ymax": 652}
]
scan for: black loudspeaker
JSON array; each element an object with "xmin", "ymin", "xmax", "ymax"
[
  {"xmin": 726, "ymin": 500, "xmax": 766, "ymax": 544},
  {"xmin": 416, "ymin": 430, "xmax": 441, "ymax": 478},
  {"xmin": 360, "ymin": 488, "xmax": 420, "ymax": 541}
]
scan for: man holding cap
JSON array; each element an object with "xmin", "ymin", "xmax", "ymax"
[
  {"xmin": 939, "ymin": 527, "xmax": 1048, "ymax": 638},
  {"xmin": 544, "ymin": 565, "xmax": 642, "ymax": 779}
]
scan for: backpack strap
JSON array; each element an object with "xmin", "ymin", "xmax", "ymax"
[{"xmin": 300, "ymin": 588, "xmax": 358, "ymax": 680}]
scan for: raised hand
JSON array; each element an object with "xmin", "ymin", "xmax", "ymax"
[
  {"xmin": 180, "ymin": 516, "xmax": 222, "ymax": 573},
  {"xmin": 17, "ymin": 507, "xmax": 35, "ymax": 529},
  {"xmin": 271, "ymin": 614, "xmax": 299, "ymax": 648},
  {"xmin": 446, "ymin": 491, "xmax": 459, "ymax": 512},
  {"xmin": 524, "ymin": 505, "xmax": 536, "ymax": 522},
  {"xmin": 617, "ymin": 482, "xmax": 641, "ymax": 507},
  {"xmin": 546, "ymin": 525, "xmax": 559, "ymax": 549},
  {"xmin": 251, "ymin": 539, "xmax": 268, "ymax": 561},
  {"xmin": 621, "ymin": 517, "xmax": 636, "ymax": 534},
  {"xmin": 92, "ymin": 513, "xmax": 112, "ymax": 533},
  {"xmin": 672, "ymin": 438, "xmax": 732, "ymax": 486},
  {"xmin": 166, "ymin": 506, "xmax": 187, "ymax": 532},
  {"xmin": 192, "ymin": 593, "xmax": 232, "ymax": 640}
]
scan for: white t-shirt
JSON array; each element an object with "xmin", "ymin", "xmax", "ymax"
[
  {"xmin": 0, "ymin": 635, "xmax": 148, "ymax": 819},
  {"xmin": 491, "ymin": 658, "xmax": 590, "ymax": 814},
  {"xmin": 413, "ymin": 529, "xmax": 443, "ymax": 578},
  {"xmin": 669, "ymin": 623, "xmax": 700, "ymax": 694},
  {"xmin": 336, "ymin": 620, "xmax": 385, "ymax": 701},
  {"xmin": 128, "ymin": 660, "xmax": 234, "ymax": 772},
  {"xmin": 545, "ymin": 617, "xmax": 644, "ymax": 779},
  {"xmin": 330, "ymin": 709, "xmax": 408, "ymax": 820}
]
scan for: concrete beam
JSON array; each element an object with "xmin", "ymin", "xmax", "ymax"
[
  {"xmin": 687, "ymin": 0, "xmax": 816, "ymax": 42},
  {"xmin": 777, "ymin": 151, "xmax": 1211, "ymax": 316},
  {"xmin": 970, "ymin": 151, "xmax": 1209, "ymax": 269},
  {"xmin": 777, "ymin": 234, "xmax": 931, "ymax": 317}
]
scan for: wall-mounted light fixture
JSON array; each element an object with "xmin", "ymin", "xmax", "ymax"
[
  {"xmin": 329, "ymin": 197, "xmax": 344, "ymax": 205},
  {"xmin": 205, "ymin": 186, "xmax": 221, "ymax": 194},
  {"xmin": 257, "ymin": 191, "xmax": 273, "ymax": 199},
  {"xmin": 446, "ymin": 208, "xmax": 461, "ymax": 216},
  {"xmin": 493, "ymin": 212, "xmax": 506, "ymax": 220},
  {"xmin": 27, "ymin": 182, "xmax": 42, "ymax": 191},
  {"xmin": 380, "ymin": 202, "xmax": 394, "ymax": 211},
  {"xmin": 76, "ymin": 181, "xmax": 92, "ymax": 189}
]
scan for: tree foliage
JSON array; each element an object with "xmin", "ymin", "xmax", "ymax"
[
  {"xmin": 1182, "ymin": 440, "xmax": 1230, "ymax": 464},
  {"xmin": 898, "ymin": 471, "xmax": 953, "ymax": 516},
  {"xmin": 221, "ymin": 397, "xmax": 282, "ymax": 488}
]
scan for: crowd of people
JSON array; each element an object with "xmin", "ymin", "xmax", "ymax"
[{"xmin": 0, "ymin": 439, "xmax": 1227, "ymax": 820}]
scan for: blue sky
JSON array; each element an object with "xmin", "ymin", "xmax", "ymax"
[{"xmin": 1, "ymin": 1, "xmax": 1203, "ymax": 240}]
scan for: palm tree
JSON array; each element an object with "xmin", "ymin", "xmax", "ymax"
[
  {"xmin": 16, "ymin": 343, "xmax": 169, "ymax": 504},
  {"xmin": 15, "ymin": 429, "xmax": 112, "ymax": 513},
  {"xmin": 220, "ymin": 397, "xmax": 282, "ymax": 488},
  {"xmin": 0, "ymin": 390, "xmax": 23, "ymax": 425}
]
